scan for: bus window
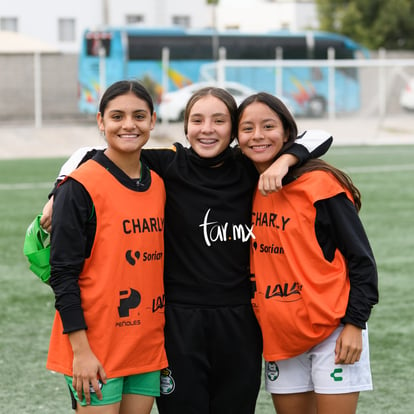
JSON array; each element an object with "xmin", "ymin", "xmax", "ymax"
[
  {"xmin": 167, "ymin": 36, "xmax": 213, "ymax": 59},
  {"xmin": 219, "ymin": 36, "xmax": 308, "ymax": 60},
  {"xmin": 86, "ymin": 33, "xmax": 112, "ymax": 57},
  {"xmin": 128, "ymin": 35, "xmax": 213, "ymax": 60},
  {"xmin": 314, "ymin": 39, "xmax": 356, "ymax": 59},
  {"xmin": 127, "ymin": 36, "xmax": 163, "ymax": 59}
]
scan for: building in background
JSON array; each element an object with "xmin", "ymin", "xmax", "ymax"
[
  {"xmin": 218, "ymin": 0, "xmax": 317, "ymax": 32},
  {"xmin": 0, "ymin": 0, "xmax": 318, "ymax": 53}
]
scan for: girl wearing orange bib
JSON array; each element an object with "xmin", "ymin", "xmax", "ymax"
[
  {"xmin": 47, "ymin": 81, "xmax": 167, "ymax": 413},
  {"xmin": 238, "ymin": 93, "xmax": 378, "ymax": 414}
]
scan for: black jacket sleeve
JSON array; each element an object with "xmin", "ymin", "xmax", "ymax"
[
  {"xmin": 49, "ymin": 178, "xmax": 94, "ymax": 333},
  {"xmin": 282, "ymin": 130, "xmax": 333, "ymax": 166},
  {"xmin": 314, "ymin": 193, "xmax": 379, "ymax": 328},
  {"xmin": 141, "ymin": 146, "xmax": 177, "ymax": 177}
]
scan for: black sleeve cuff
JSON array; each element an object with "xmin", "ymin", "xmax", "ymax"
[
  {"xmin": 341, "ymin": 315, "xmax": 367, "ymax": 329},
  {"xmin": 59, "ymin": 307, "xmax": 88, "ymax": 334}
]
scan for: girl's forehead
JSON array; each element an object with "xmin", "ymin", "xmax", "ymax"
[
  {"xmin": 191, "ymin": 95, "xmax": 229, "ymax": 113},
  {"xmin": 241, "ymin": 102, "xmax": 277, "ymax": 118},
  {"xmin": 106, "ymin": 93, "xmax": 149, "ymax": 111},
  {"xmin": 109, "ymin": 92, "xmax": 144, "ymax": 105}
]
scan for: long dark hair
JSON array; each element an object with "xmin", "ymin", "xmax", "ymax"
[{"xmin": 291, "ymin": 159, "xmax": 362, "ymax": 211}]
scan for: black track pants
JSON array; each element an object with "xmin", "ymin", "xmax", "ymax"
[{"xmin": 156, "ymin": 303, "xmax": 263, "ymax": 414}]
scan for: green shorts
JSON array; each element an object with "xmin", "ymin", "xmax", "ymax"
[{"xmin": 64, "ymin": 370, "xmax": 160, "ymax": 407}]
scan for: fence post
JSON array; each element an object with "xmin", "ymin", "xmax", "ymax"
[
  {"xmin": 378, "ymin": 48, "xmax": 386, "ymax": 117},
  {"xmin": 99, "ymin": 47, "xmax": 106, "ymax": 101},
  {"xmin": 217, "ymin": 47, "xmax": 226, "ymax": 87},
  {"xmin": 328, "ymin": 47, "xmax": 335, "ymax": 119},
  {"xmin": 34, "ymin": 52, "xmax": 42, "ymax": 128},
  {"xmin": 161, "ymin": 47, "xmax": 170, "ymax": 125},
  {"xmin": 275, "ymin": 47, "xmax": 283, "ymax": 97}
]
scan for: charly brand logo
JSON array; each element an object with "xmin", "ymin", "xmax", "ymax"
[
  {"xmin": 199, "ymin": 208, "xmax": 255, "ymax": 246},
  {"xmin": 118, "ymin": 288, "xmax": 141, "ymax": 317},
  {"xmin": 122, "ymin": 217, "xmax": 164, "ymax": 234},
  {"xmin": 251, "ymin": 211, "xmax": 290, "ymax": 230}
]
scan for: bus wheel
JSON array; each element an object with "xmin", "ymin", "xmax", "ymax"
[{"xmin": 307, "ymin": 97, "xmax": 326, "ymax": 117}]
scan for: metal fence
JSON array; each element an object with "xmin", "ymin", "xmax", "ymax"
[
  {"xmin": 1, "ymin": 51, "xmax": 414, "ymax": 127},
  {"xmin": 200, "ymin": 50, "xmax": 414, "ymax": 118}
]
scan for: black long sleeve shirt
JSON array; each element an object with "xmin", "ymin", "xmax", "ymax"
[{"xmin": 50, "ymin": 151, "xmax": 154, "ymax": 333}]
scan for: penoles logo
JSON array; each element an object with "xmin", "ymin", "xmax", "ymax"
[
  {"xmin": 115, "ymin": 288, "xmax": 142, "ymax": 328},
  {"xmin": 118, "ymin": 288, "xmax": 141, "ymax": 317}
]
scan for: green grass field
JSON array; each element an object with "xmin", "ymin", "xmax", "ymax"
[{"xmin": 1, "ymin": 145, "xmax": 413, "ymax": 413}]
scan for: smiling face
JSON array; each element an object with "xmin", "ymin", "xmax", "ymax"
[
  {"xmin": 186, "ymin": 95, "xmax": 233, "ymax": 159},
  {"xmin": 238, "ymin": 101, "xmax": 288, "ymax": 173},
  {"xmin": 97, "ymin": 91, "xmax": 156, "ymax": 157}
]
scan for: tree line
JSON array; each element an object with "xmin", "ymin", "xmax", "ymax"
[{"xmin": 316, "ymin": 0, "xmax": 414, "ymax": 50}]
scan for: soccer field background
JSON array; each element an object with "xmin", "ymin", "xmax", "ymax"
[{"xmin": 0, "ymin": 145, "xmax": 413, "ymax": 413}]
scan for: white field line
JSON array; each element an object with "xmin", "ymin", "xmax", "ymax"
[
  {"xmin": 344, "ymin": 164, "xmax": 414, "ymax": 174},
  {"xmin": 0, "ymin": 182, "xmax": 52, "ymax": 190}
]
